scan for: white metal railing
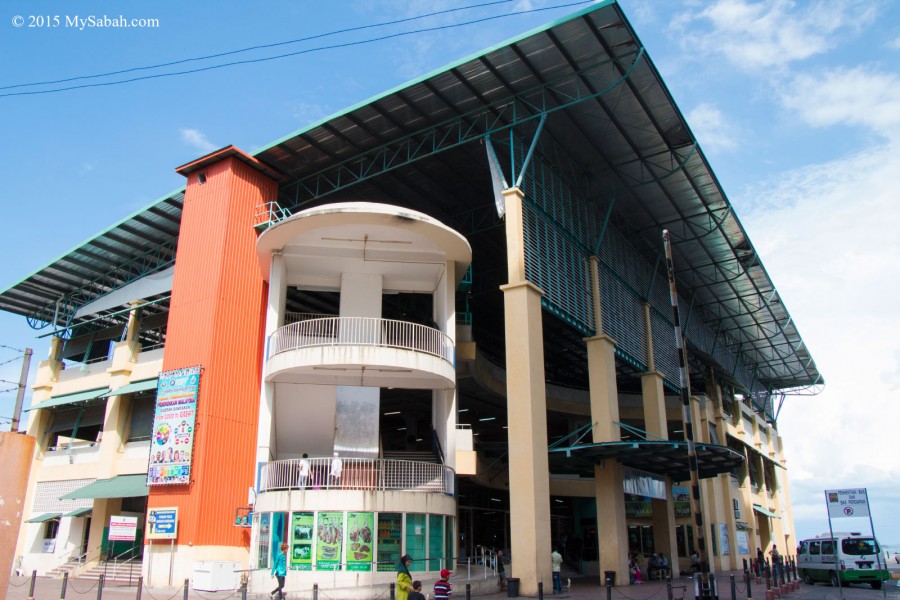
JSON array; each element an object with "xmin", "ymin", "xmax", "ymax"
[
  {"xmin": 260, "ymin": 457, "xmax": 454, "ymax": 494},
  {"xmin": 269, "ymin": 317, "xmax": 454, "ymax": 364}
]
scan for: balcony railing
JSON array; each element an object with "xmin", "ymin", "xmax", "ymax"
[
  {"xmin": 269, "ymin": 317, "xmax": 454, "ymax": 364},
  {"xmin": 260, "ymin": 457, "xmax": 454, "ymax": 494}
]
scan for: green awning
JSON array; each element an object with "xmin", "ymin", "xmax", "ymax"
[
  {"xmin": 26, "ymin": 512, "xmax": 62, "ymax": 523},
  {"xmin": 60, "ymin": 474, "xmax": 149, "ymax": 500},
  {"xmin": 102, "ymin": 378, "xmax": 158, "ymax": 397},
  {"xmin": 63, "ymin": 507, "xmax": 93, "ymax": 518},
  {"xmin": 753, "ymin": 504, "xmax": 781, "ymax": 519},
  {"xmin": 26, "ymin": 387, "xmax": 109, "ymax": 412}
]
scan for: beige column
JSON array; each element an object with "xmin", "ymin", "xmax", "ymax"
[
  {"xmin": 586, "ymin": 256, "xmax": 628, "ymax": 583},
  {"xmin": 501, "ymin": 187, "xmax": 552, "ymax": 594}
]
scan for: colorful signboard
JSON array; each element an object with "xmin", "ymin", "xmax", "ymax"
[
  {"xmin": 109, "ymin": 515, "xmax": 138, "ymax": 541},
  {"xmin": 147, "ymin": 366, "xmax": 201, "ymax": 485},
  {"xmin": 673, "ymin": 486, "xmax": 691, "ymax": 517},
  {"xmin": 346, "ymin": 512, "xmax": 374, "ymax": 571},
  {"xmin": 736, "ymin": 530, "xmax": 751, "ymax": 555},
  {"xmin": 147, "ymin": 507, "xmax": 178, "ymax": 540},
  {"xmin": 825, "ymin": 488, "xmax": 870, "ymax": 518},
  {"xmin": 316, "ymin": 512, "xmax": 344, "ymax": 571},
  {"xmin": 291, "ymin": 513, "xmax": 314, "ymax": 571}
]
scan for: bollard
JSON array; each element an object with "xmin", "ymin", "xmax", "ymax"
[
  {"xmin": 667, "ymin": 578, "xmax": 674, "ymax": 600},
  {"xmin": 607, "ymin": 573, "xmax": 613, "ymax": 600},
  {"xmin": 314, "ymin": 582, "xmax": 319, "ymax": 600},
  {"xmin": 29, "ymin": 570, "xmax": 37, "ymax": 599},
  {"xmin": 390, "ymin": 581, "xmax": 396, "ymax": 600},
  {"xmin": 97, "ymin": 574, "xmax": 104, "ymax": 600},
  {"xmin": 538, "ymin": 580, "xmax": 544, "ymax": 600},
  {"xmin": 466, "ymin": 583, "xmax": 472, "ymax": 600},
  {"xmin": 136, "ymin": 576, "xmax": 143, "ymax": 600},
  {"xmin": 746, "ymin": 569, "xmax": 753, "ymax": 600},
  {"xmin": 731, "ymin": 574, "xmax": 737, "ymax": 600},
  {"xmin": 61, "ymin": 571, "xmax": 69, "ymax": 599},
  {"xmin": 183, "ymin": 577, "xmax": 189, "ymax": 600}
]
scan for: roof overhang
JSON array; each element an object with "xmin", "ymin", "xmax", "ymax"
[{"xmin": 60, "ymin": 474, "xmax": 149, "ymax": 500}]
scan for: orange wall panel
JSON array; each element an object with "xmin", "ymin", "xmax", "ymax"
[{"xmin": 150, "ymin": 156, "xmax": 276, "ymax": 548}]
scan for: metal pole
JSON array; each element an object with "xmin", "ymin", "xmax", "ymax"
[
  {"xmin": 60, "ymin": 571, "xmax": 69, "ymax": 599},
  {"xmin": 183, "ymin": 577, "xmax": 189, "ymax": 600},
  {"xmin": 730, "ymin": 574, "xmax": 736, "ymax": 600},
  {"xmin": 466, "ymin": 582, "xmax": 472, "ymax": 600},
  {"xmin": 136, "ymin": 576, "xmax": 143, "ymax": 600},
  {"xmin": 538, "ymin": 580, "xmax": 543, "ymax": 600},
  {"xmin": 667, "ymin": 578, "xmax": 674, "ymax": 600},
  {"xmin": 390, "ymin": 582, "xmax": 395, "ymax": 600},
  {"xmin": 314, "ymin": 582, "xmax": 319, "ymax": 600},
  {"xmin": 10, "ymin": 348, "xmax": 32, "ymax": 433},
  {"xmin": 29, "ymin": 570, "xmax": 37, "ymax": 598},
  {"xmin": 745, "ymin": 569, "xmax": 752, "ymax": 600},
  {"xmin": 663, "ymin": 230, "xmax": 712, "ymax": 600},
  {"xmin": 607, "ymin": 575, "xmax": 613, "ymax": 600},
  {"xmin": 97, "ymin": 574, "xmax": 104, "ymax": 600}
]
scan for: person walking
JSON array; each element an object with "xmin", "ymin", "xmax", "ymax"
[
  {"xmin": 496, "ymin": 550, "xmax": 507, "ymax": 591},
  {"xmin": 270, "ymin": 542, "xmax": 288, "ymax": 600},
  {"xmin": 551, "ymin": 548, "xmax": 563, "ymax": 593},
  {"xmin": 396, "ymin": 554, "xmax": 415, "ymax": 600},
  {"xmin": 297, "ymin": 453, "xmax": 310, "ymax": 489}
]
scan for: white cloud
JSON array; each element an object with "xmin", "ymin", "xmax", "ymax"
[
  {"xmin": 739, "ymin": 138, "xmax": 900, "ymax": 541},
  {"xmin": 779, "ymin": 67, "xmax": 900, "ymax": 136},
  {"xmin": 672, "ymin": 0, "xmax": 878, "ymax": 71},
  {"xmin": 686, "ymin": 102, "xmax": 740, "ymax": 152},
  {"xmin": 179, "ymin": 128, "xmax": 218, "ymax": 154}
]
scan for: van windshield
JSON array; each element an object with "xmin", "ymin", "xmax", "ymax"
[{"xmin": 842, "ymin": 538, "xmax": 878, "ymax": 555}]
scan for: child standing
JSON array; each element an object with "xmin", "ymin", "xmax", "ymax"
[
  {"xmin": 434, "ymin": 568, "xmax": 453, "ymax": 600},
  {"xmin": 408, "ymin": 580, "xmax": 427, "ymax": 600}
]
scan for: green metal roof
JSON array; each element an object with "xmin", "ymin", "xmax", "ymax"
[
  {"xmin": 25, "ymin": 512, "xmax": 62, "ymax": 523},
  {"xmin": 60, "ymin": 474, "xmax": 149, "ymax": 500},
  {"xmin": 102, "ymin": 378, "xmax": 158, "ymax": 397},
  {"xmin": 752, "ymin": 504, "xmax": 780, "ymax": 519},
  {"xmin": 26, "ymin": 387, "xmax": 110, "ymax": 412},
  {"xmin": 63, "ymin": 507, "xmax": 93, "ymax": 518}
]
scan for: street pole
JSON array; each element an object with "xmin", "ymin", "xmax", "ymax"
[
  {"xmin": 663, "ymin": 231, "xmax": 713, "ymax": 600},
  {"xmin": 10, "ymin": 348, "xmax": 33, "ymax": 432}
]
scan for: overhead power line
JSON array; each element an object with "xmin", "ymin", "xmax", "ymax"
[
  {"xmin": 0, "ymin": 0, "xmax": 592, "ymax": 98},
  {"xmin": 1, "ymin": 0, "xmax": 517, "ymax": 92}
]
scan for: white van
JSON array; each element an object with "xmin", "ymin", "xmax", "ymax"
[{"xmin": 798, "ymin": 533, "xmax": 890, "ymax": 589}]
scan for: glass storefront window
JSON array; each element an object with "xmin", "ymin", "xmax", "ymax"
[
  {"xmin": 257, "ymin": 513, "xmax": 271, "ymax": 569},
  {"xmin": 405, "ymin": 514, "xmax": 426, "ymax": 572},
  {"xmin": 428, "ymin": 515, "xmax": 444, "ymax": 571},
  {"xmin": 445, "ymin": 516, "xmax": 455, "ymax": 568},
  {"xmin": 378, "ymin": 513, "xmax": 403, "ymax": 572}
]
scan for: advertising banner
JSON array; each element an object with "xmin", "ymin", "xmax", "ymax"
[
  {"xmin": 673, "ymin": 486, "xmax": 691, "ymax": 517},
  {"xmin": 825, "ymin": 488, "xmax": 870, "ymax": 518},
  {"xmin": 291, "ymin": 513, "xmax": 314, "ymax": 571},
  {"xmin": 109, "ymin": 515, "xmax": 138, "ymax": 541},
  {"xmin": 316, "ymin": 512, "xmax": 344, "ymax": 571},
  {"xmin": 147, "ymin": 507, "xmax": 178, "ymax": 540},
  {"xmin": 147, "ymin": 366, "xmax": 201, "ymax": 485},
  {"xmin": 346, "ymin": 512, "xmax": 374, "ymax": 571},
  {"xmin": 719, "ymin": 523, "xmax": 731, "ymax": 555},
  {"xmin": 736, "ymin": 530, "xmax": 751, "ymax": 555}
]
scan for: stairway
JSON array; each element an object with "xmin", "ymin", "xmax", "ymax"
[
  {"xmin": 77, "ymin": 560, "xmax": 143, "ymax": 585},
  {"xmin": 383, "ymin": 450, "xmax": 441, "ymax": 463}
]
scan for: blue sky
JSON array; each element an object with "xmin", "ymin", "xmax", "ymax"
[{"xmin": 2, "ymin": 0, "xmax": 899, "ymax": 545}]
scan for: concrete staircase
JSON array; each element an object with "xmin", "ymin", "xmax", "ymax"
[{"xmin": 77, "ymin": 560, "xmax": 143, "ymax": 585}]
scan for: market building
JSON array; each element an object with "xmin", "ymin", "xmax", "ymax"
[{"xmin": 1, "ymin": 1, "xmax": 821, "ymax": 596}]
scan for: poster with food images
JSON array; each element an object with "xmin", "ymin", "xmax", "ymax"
[
  {"xmin": 147, "ymin": 366, "xmax": 201, "ymax": 485},
  {"xmin": 346, "ymin": 512, "xmax": 374, "ymax": 571},
  {"xmin": 316, "ymin": 512, "xmax": 344, "ymax": 570},
  {"xmin": 291, "ymin": 513, "xmax": 314, "ymax": 570}
]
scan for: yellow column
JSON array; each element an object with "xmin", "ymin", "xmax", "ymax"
[
  {"xmin": 501, "ymin": 187, "xmax": 552, "ymax": 595},
  {"xmin": 586, "ymin": 256, "xmax": 628, "ymax": 583}
]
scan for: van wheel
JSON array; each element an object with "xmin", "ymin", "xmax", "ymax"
[
  {"xmin": 830, "ymin": 572, "xmax": 842, "ymax": 587},
  {"xmin": 802, "ymin": 571, "xmax": 813, "ymax": 585},
  {"xmin": 870, "ymin": 582, "xmax": 882, "ymax": 590}
]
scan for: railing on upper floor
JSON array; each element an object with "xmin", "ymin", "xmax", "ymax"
[
  {"xmin": 260, "ymin": 457, "xmax": 454, "ymax": 494},
  {"xmin": 269, "ymin": 316, "xmax": 454, "ymax": 364}
]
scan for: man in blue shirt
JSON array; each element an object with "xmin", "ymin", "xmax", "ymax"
[{"xmin": 270, "ymin": 542, "xmax": 288, "ymax": 600}]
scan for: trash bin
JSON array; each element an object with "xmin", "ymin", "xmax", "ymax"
[
  {"xmin": 604, "ymin": 571, "xmax": 617, "ymax": 586},
  {"xmin": 507, "ymin": 577, "xmax": 520, "ymax": 597}
]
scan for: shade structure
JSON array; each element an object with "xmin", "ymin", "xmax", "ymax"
[
  {"xmin": 25, "ymin": 512, "xmax": 62, "ymax": 523},
  {"xmin": 102, "ymin": 378, "xmax": 158, "ymax": 397},
  {"xmin": 753, "ymin": 504, "xmax": 781, "ymax": 519},
  {"xmin": 26, "ymin": 388, "xmax": 109, "ymax": 412},
  {"xmin": 60, "ymin": 474, "xmax": 149, "ymax": 500}
]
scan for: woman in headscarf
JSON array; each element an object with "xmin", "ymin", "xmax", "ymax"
[{"xmin": 396, "ymin": 554, "xmax": 415, "ymax": 600}]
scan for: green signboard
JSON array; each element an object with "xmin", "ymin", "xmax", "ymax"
[
  {"xmin": 316, "ymin": 512, "xmax": 343, "ymax": 570},
  {"xmin": 291, "ymin": 513, "xmax": 314, "ymax": 571},
  {"xmin": 346, "ymin": 512, "xmax": 374, "ymax": 571}
]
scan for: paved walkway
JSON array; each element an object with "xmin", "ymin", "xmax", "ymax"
[{"xmin": 5, "ymin": 571, "xmax": 900, "ymax": 600}]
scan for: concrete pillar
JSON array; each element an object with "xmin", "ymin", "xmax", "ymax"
[
  {"xmin": 501, "ymin": 187, "xmax": 552, "ymax": 595},
  {"xmin": 256, "ymin": 252, "xmax": 285, "ymax": 471}
]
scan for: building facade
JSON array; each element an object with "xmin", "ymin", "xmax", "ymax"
[{"xmin": 3, "ymin": 2, "xmax": 819, "ymax": 596}]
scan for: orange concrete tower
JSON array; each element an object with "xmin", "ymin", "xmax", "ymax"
[{"xmin": 144, "ymin": 147, "xmax": 281, "ymax": 582}]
